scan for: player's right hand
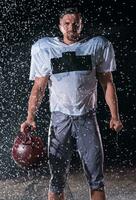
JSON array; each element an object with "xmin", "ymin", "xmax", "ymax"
[{"xmin": 20, "ymin": 120, "xmax": 36, "ymax": 134}]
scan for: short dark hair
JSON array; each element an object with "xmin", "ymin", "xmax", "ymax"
[{"xmin": 59, "ymin": 7, "xmax": 81, "ymax": 19}]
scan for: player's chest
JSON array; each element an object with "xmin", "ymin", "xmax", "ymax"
[{"xmin": 49, "ymin": 45, "xmax": 94, "ymax": 74}]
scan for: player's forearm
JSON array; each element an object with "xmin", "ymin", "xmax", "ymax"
[
  {"xmin": 27, "ymin": 85, "xmax": 44, "ymax": 121},
  {"xmin": 104, "ymin": 82, "xmax": 120, "ymax": 120}
]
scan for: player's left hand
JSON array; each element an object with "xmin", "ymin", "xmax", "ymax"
[{"xmin": 110, "ymin": 118, "xmax": 123, "ymax": 132}]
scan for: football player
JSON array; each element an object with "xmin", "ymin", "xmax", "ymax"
[{"xmin": 21, "ymin": 8, "xmax": 123, "ymax": 200}]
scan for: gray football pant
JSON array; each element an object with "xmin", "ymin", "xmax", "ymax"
[{"xmin": 48, "ymin": 111, "xmax": 104, "ymax": 193}]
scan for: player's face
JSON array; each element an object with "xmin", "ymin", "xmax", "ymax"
[{"xmin": 59, "ymin": 13, "xmax": 83, "ymax": 42}]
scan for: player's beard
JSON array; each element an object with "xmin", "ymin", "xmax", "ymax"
[{"xmin": 67, "ymin": 32, "xmax": 80, "ymax": 41}]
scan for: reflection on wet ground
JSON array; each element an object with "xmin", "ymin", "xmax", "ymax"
[{"xmin": 0, "ymin": 167, "xmax": 136, "ymax": 200}]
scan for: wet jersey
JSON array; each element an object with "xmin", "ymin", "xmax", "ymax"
[{"xmin": 29, "ymin": 36, "xmax": 116, "ymax": 116}]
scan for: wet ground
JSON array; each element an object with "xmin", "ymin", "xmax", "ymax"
[{"xmin": 0, "ymin": 167, "xmax": 136, "ymax": 200}]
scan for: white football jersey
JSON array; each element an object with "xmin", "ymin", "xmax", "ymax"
[{"xmin": 29, "ymin": 36, "xmax": 116, "ymax": 116}]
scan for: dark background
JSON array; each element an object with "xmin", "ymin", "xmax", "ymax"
[{"xmin": 1, "ymin": 0, "xmax": 136, "ymax": 179}]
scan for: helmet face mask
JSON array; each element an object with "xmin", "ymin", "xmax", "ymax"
[{"xmin": 11, "ymin": 132, "xmax": 46, "ymax": 168}]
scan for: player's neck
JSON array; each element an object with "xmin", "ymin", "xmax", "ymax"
[{"xmin": 62, "ymin": 37, "xmax": 80, "ymax": 45}]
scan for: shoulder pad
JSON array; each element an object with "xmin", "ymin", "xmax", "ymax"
[
  {"xmin": 93, "ymin": 36, "xmax": 109, "ymax": 45},
  {"xmin": 31, "ymin": 37, "xmax": 52, "ymax": 54}
]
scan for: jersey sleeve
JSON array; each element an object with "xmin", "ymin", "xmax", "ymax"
[
  {"xmin": 96, "ymin": 41, "xmax": 116, "ymax": 73},
  {"xmin": 29, "ymin": 41, "xmax": 52, "ymax": 80}
]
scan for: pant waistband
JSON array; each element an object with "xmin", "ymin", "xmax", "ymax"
[{"xmin": 51, "ymin": 109, "xmax": 96, "ymax": 120}]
